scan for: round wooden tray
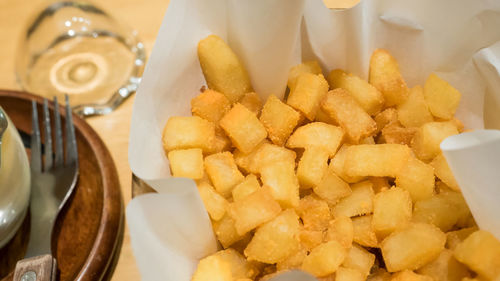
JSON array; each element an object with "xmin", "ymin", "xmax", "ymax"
[{"xmin": 0, "ymin": 90, "xmax": 124, "ymax": 281}]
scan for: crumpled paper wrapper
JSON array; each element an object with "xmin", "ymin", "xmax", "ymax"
[{"xmin": 127, "ymin": 0, "xmax": 500, "ymax": 280}]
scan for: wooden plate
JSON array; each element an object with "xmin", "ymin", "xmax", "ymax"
[{"xmin": 0, "ymin": 90, "xmax": 123, "ymax": 281}]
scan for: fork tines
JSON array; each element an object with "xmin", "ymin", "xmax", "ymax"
[{"xmin": 31, "ymin": 95, "xmax": 78, "ymax": 172}]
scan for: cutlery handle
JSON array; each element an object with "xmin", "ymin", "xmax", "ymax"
[{"xmin": 13, "ymin": 255, "xmax": 57, "ymax": 281}]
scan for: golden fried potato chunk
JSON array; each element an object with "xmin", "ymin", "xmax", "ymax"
[
  {"xmin": 412, "ymin": 192, "xmax": 466, "ymax": 232},
  {"xmin": 220, "ymin": 103, "xmax": 267, "ymax": 153},
  {"xmin": 244, "ymin": 209, "xmax": 300, "ymax": 264},
  {"xmin": 345, "ymin": 144, "xmax": 411, "ymax": 178},
  {"xmin": 396, "ymin": 157, "xmax": 435, "ymax": 202},
  {"xmin": 192, "ymin": 254, "xmax": 232, "ymax": 281},
  {"xmin": 213, "ymin": 214, "xmax": 248, "ymax": 248},
  {"xmin": 454, "ymin": 230, "xmax": 500, "ymax": 280},
  {"xmin": 168, "ymin": 148, "xmax": 204, "ymax": 179},
  {"xmin": 260, "ymin": 161, "xmax": 300, "ymax": 208},
  {"xmin": 301, "ymin": 240, "xmax": 347, "ymax": 277},
  {"xmin": 328, "ymin": 69, "xmax": 384, "ymax": 115},
  {"xmin": 397, "ymin": 86, "xmax": 433, "ymax": 128},
  {"xmin": 297, "ymin": 148, "xmax": 330, "ymax": 189},
  {"xmin": 213, "ymin": 249, "xmax": 260, "ymax": 280},
  {"xmin": 424, "ymin": 73, "xmax": 461, "ymax": 120},
  {"xmin": 300, "ymin": 229, "xmax": 324, "ymax": 251},
  {"xmin": 375, "ymin": 108, "xmax": 398, "ymax": 134},
  {"xmin": 198, "ymin": 35, "xmax": 252, "ymax": 103},
  {"xmin": 342, "ymin": 244, "xmax": 375, "ymax": 277},
  {"xmin": 234, "ymin": 142, "xmax": 296, "ymax": 174},
  {"xmin": 276, "ymin": 245, "xmax": 307, "ymax": 271},
  {"xmin": 380, "ymin": 223, "xmax": 446, "ymax": 272},
  {"xmin": 335, "ymin": 267, "xmax": 365, "ymax": 281},
  {"xmin": 352, "ymin": 215, "xmax": 378, "ymax": 248},
  {"xmin": 239, "ymin": 92, "xmax": 262, "ymax": 115},
  {"xmin": 296, "ymin": 195, "xmax": 331, "ymax": 231},
  {"xmin": 204, "ymin": 152, "xmax": 244, "ymax": 197},
  {"xmin": 416, "ymin": 249, "xmax": 471, "ymax": 281},
  {"xmin": 369, "ymin": 49, "xmax": 409, "ymax": 107},
  {"xmin": 411, "ymin": 121, "xmax": 459, "ymax": 161},
  {"xmin": 162, "ymin": 116, "xmax": 215, "ymax": 153},
  {"xmin": 332, "ymin": 181, "xmax": 374, "ymax": 218},
  {"xmin": 288, "ymin": 61, "xmax": 323, "ymax": 91},
  {"xmin": 446, "ymin": 227, "xmax": 477, "ymax": 250},
  {"xmin": 197, "ymin": 182, "xmax": 229, "ymax": 221},
  {"xmin": 286, "ymin": 122, "xmax": 344, "ymax": 157},
  {"xmin": 380, "ymin": 123, "xmax": 417, "ymax": 146},
  {"xmin": 260, "ymin": 95, "xmax": 301, "ymax": 145},
  {"xmin": 313, "ymin": 166, "xmax": 352, "ymax": 204},
  {"xmin": 191, "ymin": 89, "xmax": 231, "ymax": 124},
  {"xmin": 287, "ymin": 73, "xmax": 329, "ymax": 120},
  {"xmin": 372, "ymin": 187, "xmax": 412, "ymax": 238},
  {"xmin": 325, "ymin": 216, "xmax": 354, "ymax": 249},
  {"xmin": 391, "ymin": 270, "xmax": 433, "ymax": 281},
  {"xmin": 321, "ymin": 89, "xmax": 377, "ymax": 143},
  {"xmin": 232, "ymin": 174, "xmax": 261, "ymax": 202},
  {"xmin": 330, "ymin": 145, "xmax": 366, "ymax": 183},
  {"xmin": 430, "ymin": 153, "xmax": 459, "ymax": 191}
]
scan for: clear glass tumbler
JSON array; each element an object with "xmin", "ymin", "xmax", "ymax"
[{"xmin": 16, "ymin": 1, "xmax": 146, "ymax": 116}]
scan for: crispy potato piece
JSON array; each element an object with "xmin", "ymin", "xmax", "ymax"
[
  {"xmin": 446, "ymin": 227, "xmax": 477, "ymax": 250},
  {"xmin": 396, "ymin": 157, "xmax": 435, "ymax": 202},
  {"xmin": 220, "ymin": 103, "xmax": 267, "ymax": 153},
  {"xmin": 162, "ymin": 116, "xmax": 215, "ymax": 153},
  {"xmin": 424, "ymin": 73, "xmax": 461, "ymax": 120},
  {"xmin": 198, "ymin": 35, "xmax": 252, "ymax": 103},
  {"xmin": 345, "ymin": 144, "xmax": 411, "ymax": 177},
  {"xmin": 336, "ymin": 267, "xmax": 365, "ymax": 281},
  {"xmin": 330, "ymin": 145, "xmax": 366, "ymax": 183},
  {"xmin": 197, "ymin": 182, "xmax": 229, "ymax": 221},
  {"xmin": 168, "ymin": 148, "xmax": 204, "ymax": 179},
  {"xmin": 286, "ymin": 122, "xmax": 344, "ymax": 157},
  {"xmin": 367, "ymin": 268, "xmax": 392, "ymax": 281},
  {"xmin": 411, "ymin": 121, "xmax": 459, "ymax": 161},
  {"xmin": 397, "ymin": 86, "xmax": 433, "ymax": 128},
  {"xmin": 260, "ymin": 95, "xmax": 301, "ymax": 145},
  {"xmin": 296, "ymin": 195, "xmax": 331, "ymax": 231},
  {"xmin": 192, "ymin": 254, "xmax": 232, "ymax": 281},
  {"xmin": 313, "ymin": 166, "xmax": 352, "ymax": 204},
  {"xmin": 380, "ymin": 223, "xmax": 446, "ymax": 272},
  {"xmin": 370, "ymin": 177, "xmax": 390, "ymax": 193},
  {"xmin": 416, "ymin": 249, "xmax": 471, "ymax": 281},
  {"xmin": 250, "ymin": 143, "xmax": 296, "ymax": 174},
  {"xmin": 316, "ymin": 107, "xmax": 339, "ymax": 125},
  {"xmin": 328, "ymin": 69, "xmax": 384, "ymax": 115},
  {"xmin": 301, "ymin": 241, "xmax": 347, "ymax": 277},
  {"xmin": 352, "ymin": 215, "xmax": 378, "ymax": 248},
  {"xmin": 244, "ymin": 209, "xmax": 300, "ymax": 264},
  {"xmin": 239, "ymin": 92, "xmax": 262, "ymax": 115},
  {"xmin": 276, "ymin": 245, "xmax": 308, "ymax": 271},
  {"xmin": 325, "ymin": 216, "xmax": 354, "ymax": 249},
  {"xmin": 233, "ymin": 140, "xmax": 270, "ymax": 174},
  {"xmin": 454, "ymin": 230, "xmax": 500, "ymax": 279},
  {"xmin": 373, "ymin": 187, "xmax": 412, "ymax": 238},
  {"xmin": 380, "ymin": 123, "xmax": 417, "ymax": 146},
  {"xmin": 369, "ymin": 49, "xmax": 409, "ymax": 107},
  {"xmin": 214, "ymin": 249, "xmax": 260, "ymax": 279},
  {"xmin": 321, "ymin": 89, "xmax": 377, "ymax": 143},
  {"xmin": 204, "ymin": 152, "xmax": 244, "ymax": 197},
  {"xmin": 391, "ymin": 270, "xmax": 433, "ymax": 281},
  {"xmin": 288, "ymin": 61, "xmax": 323, "ymax": 90},
  {"xmin": 342, "ymin": 244, "xmax": 375, "ymax": 276},
  {"xmin": 260, "ymin": 162, "xmax": 300, "ymax": 208},
  {"xmin": 232, "ymin": 174, "xmax": 261, "ymax": 202},
  {"xmin": 332, "ymin": 181, "xmax": 374, "ymax": 218},
  {"xmin": 228, "ymin": 186, "xmax": 281, "ymax": 235},
  {"xmin": 297, "ymin": 148, "xmax": 330, "ymax": 189},
  {"xmin": 300, "ymin": 228, "xmax": 325, "ymax": 251},
  {"xmin": 430, "ymin": 153, "xmax": 459, "ymax": 191},
  {"xmin": 287, "ymin": 73, "xmax": 329, "ymax": 120},
  {"xmin": 375, "ymin": 108, "xmax": 398, "ymax": 134},
  {"xmin": 191, "ymin": 89, "xmax": 232, "ymax": 124},
  {"xmin": 210, "ymin": 128, "xmax": 232, "ymax": 154},
  {"xmin": 213, "ymin": 214, "xmax": 247, "ymax": 248}
]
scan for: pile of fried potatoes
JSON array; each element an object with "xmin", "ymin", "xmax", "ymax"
[{"xmin": 162, "ymin": 35, "xmax": 500, "ymax": 281}]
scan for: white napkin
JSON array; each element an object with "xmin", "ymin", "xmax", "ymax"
[{"xmin": 127, "ymin": 0, "xmax": 500, "ymax": 279}]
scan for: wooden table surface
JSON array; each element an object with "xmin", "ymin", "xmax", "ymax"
[{"xmin": 0, "ymin": 0, "xmax": 353, "ymax": 280}]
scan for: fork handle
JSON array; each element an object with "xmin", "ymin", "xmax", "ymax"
[{"xmin": 13, "ymin": 255, "xmax": 57, "ymax": 281}]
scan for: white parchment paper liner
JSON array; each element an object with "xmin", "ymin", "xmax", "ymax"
[{"xmin": 127, "ymin": 0, "xmax": 500, "ymax": 280}]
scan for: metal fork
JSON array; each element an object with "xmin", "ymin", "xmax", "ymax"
[{"xmin": 13, "ymin": 96, "xmax": 79, "ymax": 281}]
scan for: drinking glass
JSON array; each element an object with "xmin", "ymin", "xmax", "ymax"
[{"xmin": 16, "ymin": 1, "xmax": 146, "ymax": 116}]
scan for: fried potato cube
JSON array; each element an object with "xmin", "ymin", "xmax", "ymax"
[
  {"xmin": 286, "ymin": 122, "xmax": 344, "ymax": 157},
  {"xmin": 326, "ymin": 216, "xmax": 354, "ymax": 249},
  {"xmin": 342, "ymin": 244, "xmax": 375, "ymax": 276},
  {"xmin": 330, "ymin": 145, "xmax": 366, "ymax": 183},
  {"xmin": 192, "ymin": 254, "xmax": 232, "ymax": 281},
  {"xmin": 454, "ymin": 230, "xmax": 500, "ymax": 279},
  {"xmin": 191, "ymin": 89, "xmax": 232, "ymax": 124},
  {"xmin": 380, "ymin": 123, "xmax": 417, "ymax": 146},
  {"xmin": 336, "ymin": 267, "xmax": 365, "ymax": 281},
  {"xmin": 391, "ymin": 270, "xmax": 433, "ymax": 281},
  {"xmin": 287, "ymin": 73, "xmax": 329, "ymax": 120},
  {"xmin": 416, "ymin": 249, "xmax": 471, "ymax": 281},
  {"xmin": 397, "ymin": 86, "xmax": 434, "ymax": 128},
  {"xmin": 214, "ymin": 249, "xmax": 260, "ymax": 279},
  {"xmin": 220, "ymin": 103, "xmax": 267, "ymax": 153},
  {"xmin": 352, "ymin": 215, "xmax": 378, "ymax": 247},
  {"xmin": 228, "ymin": 186, "xmax": 281, "ymax": 235},
  {"xmin": 300, "ymin": 229, "xmax": 325, "ymax": 251},
  {"xmin": 411, "ymin": 121, "xmax": 459, "ymax": 161},
  {"xmin": 396, "ymin": 157, "xmax": 435, "ymax": 202},
  {"xmin": 276, "ymin": 245, "xmax": 308, "ymax": 271},
  {"xmin": 313, "ymin": 166, "xmax": 352, "ymax": 204},
  {"xmin": 210, "ymin": 128, "xmax": 232, "ymax": 154},
  {"xmin": 373, "ymin": 187, "xmax": 412, "ymax": 238},
  {"xmin": 197, "ymin": 182, "xmax": 229, "ymax": 221},
  {"xmin": 297, "ymin": 195, "xmax": 331, "ymax": 231},
  {"xmin": 297, "ymin": 148, "xmax": 330, "ymax": 188},
  {"xmin": 369, "ymin": 49, "xmax": 409, "ymax": 107},
  {"xmin": 167, "ymin": 148, "xmax": 204, "ymax": 179},
  {"xmin": 333, "ymin": 181, "xmax": 374, "ymax": 218},
  {"xmin": 424, "ymin": 73, "xmax": 461, "ymax": 120},
  {"xmin": 234, "ymin": 142, "xmax": 296, "ymax": 174},
  {"xmin": 430, "ymin": 153, "xmax": 459, "ymax": 191},
  {"xmin": 260, "ymin": 95, "xmax": 301, "ymax": 145},
  {"xmin": 244, "ymin": 209, "xmax": 300, "ymax": 264},
  {"xmin": 316, "ymin": 108, "xmax": 339, "ymax": 125},
  {"xmin": 446, "ymin": 227, "xmax": 477, "ymax": 250},
  {"xmin": 367, "ymin": 268, "xmax": 392, "ymax": 281},
  {"xmin": 162, "ymin": 116, "xmax": 215, "ymax": 153},
  {"xmin": 232, "ymin": 174, "xmax": 260, "ymax": 202},
  {"xmin": 198, "ymin": 35, "xmax": 252, "ymax": 103},
  {"xmin": 204, "ymin": 152, "xmax": 244, "ymax": 197},
  {"xmin": 345, "ymin": 144, "xmax": 411, "ymax": 177},
  {"xmin": 321, "ymin": 89, "xmax": 377, "ymax": 143},
  {"xmin": 380, "ymin": 223, "xmax": 446, "ymax": 272},
  {"xmin": 213, "ymin": 214, "xmax": 248, "ymax": 248},
  {"xmin": 260, "ymin": 162, "xmax": 300, "ymax": 208},
  {"xmin": 328, "ymin": 69, "xmax": 384, "ymax": 115},
  {"xmin": 301, "ymin": 240, "xmax": 347, "ymax": 277},
  {"xmin": 239, "ymin": 92, "xmax": 262, "ymax": 115},
  {"xmin": 375, "ymin": 108, "xmax": 398, "ymax": 134},
  {"xmin": 233, "ymin": 140, "xmax": 269, "ymax": 173},
  {"xmin": 370, "ymin": 177, "xmax": 390, "ymax": 193},
  {"xmin": 288, "ymin": 61, "xmax": 323, "ymax": 90}
]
